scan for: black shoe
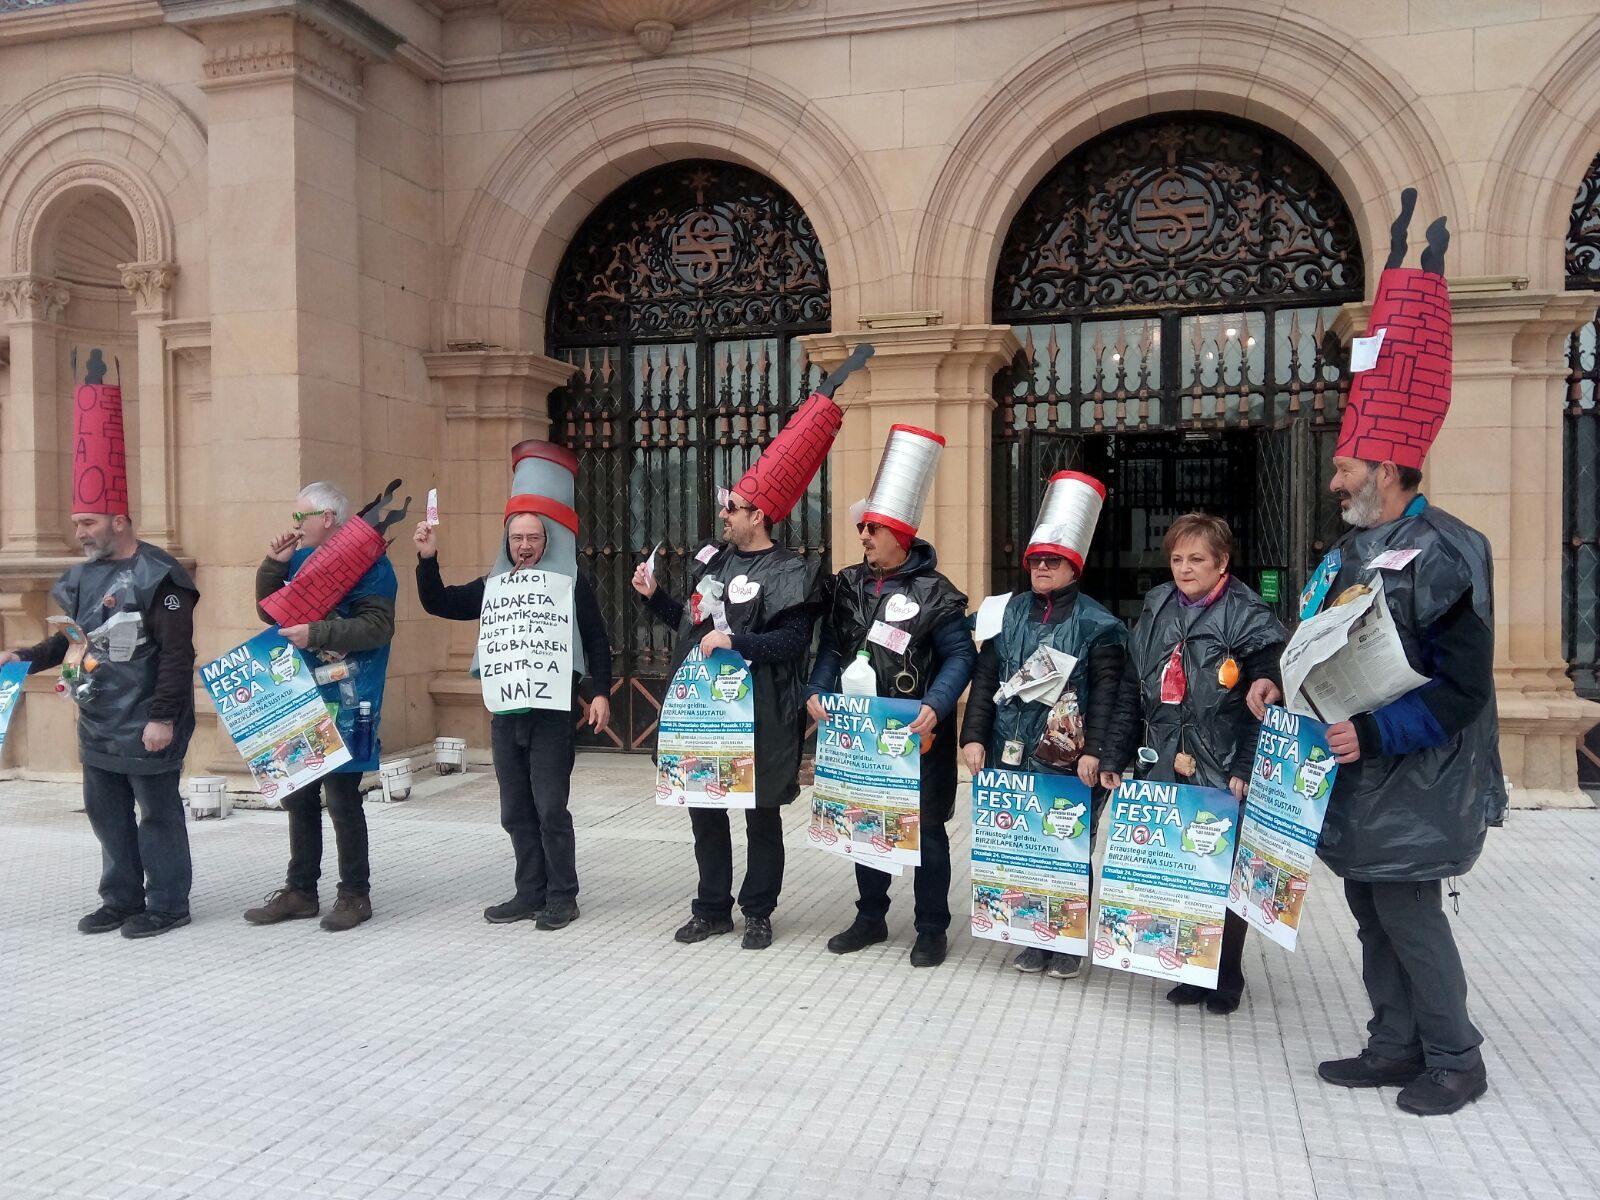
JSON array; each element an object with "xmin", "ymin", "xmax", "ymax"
[
  {"xmin": 536, "ymin": 901, "xmax": 579, "ymax": 931},
  {"xmin": 77, "ymin": 906, "xmax": 138, "ymax": 934},
  {"xmin": 121, "ymin": 911, "xmax": 191, "ymax": 939},
  {"xmin": 675, "ymin": 914, "xmax": 735, "ymax": 944},
  {"xmin": 1205, "ymin": 992, "xmax": 1242, "ymax": 1015},
  {"xmin": 1167, "ymin": 983, "xmax": 1209, "ymax": 1006},
  {"xmin": 1317, "ymin": 1050, "xmax": 1427, "ymax": 1088},
  {"xmin": 826, "ymin": 921, "xmax": 888, "ymax": 955},
  {"xmin": 743, "ymin": 916, "xmax": 773, "ymax": 950},
  {"xmin": 1012, "ymin": 946, "xmax": 1048, "ymax": 973},
  {"xmin": 909, "ymin": 931, "xmax": 947, "ymax": 968},
  {"xmin": 1045, "ymin": 952, "xmax": 1083, "ymax": 979},
  {"xmin": 484, "ymin": 897, "xmax": 542, "ymax": 924},
  {"xmin": 1396, "ymin": 1063, "xmax": 1488, "ymax": 1116}
]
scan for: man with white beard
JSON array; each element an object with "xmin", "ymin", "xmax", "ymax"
[{"xmin": 1251, "ymin": 191, "xmax": 1502, "ymax": 1117}]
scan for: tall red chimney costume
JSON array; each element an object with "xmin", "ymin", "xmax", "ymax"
[
  {"xmin": 260, "ymin": 480, "xmax": 411, "ymax": 627},
  {"xmin": 730, "ymin": 343, "xmax": 873, "ymax": 520},
  {"xmin": 1336, "ymin": 188, "xmax": 1453, "ymax": 469},
  {"xmin": 72, "ymin": 349, "xmax": 129, "ymax": 517}
]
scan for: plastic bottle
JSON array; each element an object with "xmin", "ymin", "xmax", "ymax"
[
  {"xmin": 313, "ymin": 660, "xmax": 356, "ymax": 686},
  {"xmin": 349, "ymin": 700, "xmax": 375, "ymax": 762},
  {"xmin": 841, "ymin": 650, "xmax": 877, "ymax": 697}
]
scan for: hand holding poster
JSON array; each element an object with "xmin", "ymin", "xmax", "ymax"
[
  {"xmin": 200, "ymin": 631, "xmax": 351, "ymax": 801},
  {"xmin": 477, "ymin": 569, "xmax": 574, "ymax": 713},
  {"xmin": 0, "ymin": 660, "xmax": 28, "ymax": 754},
  {"xmin": 656, "ymin": 646, "xmax": 756, "ymax": 808},
  {"xmin": 808, "ymin": 693, "xmax": 923, "ymax": 875},
  {"xmin": 970, "ymin": 769, "xmax": 1093, "ymax": 953},
  {"xmin": 1227, "ymin": 705, "xmax": 1338, "ymax": 949},
  {"xmin": 1094, "ymin": 778, "xmax": 1242, "ymax": 989}
]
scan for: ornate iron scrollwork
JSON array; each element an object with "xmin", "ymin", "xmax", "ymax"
[
  {"xmin": 1567, "ymin": 150, "xmax": 1600, "ymax": 288},
  {"xmin": 550, "ymin": 161, "xmax": 830, "ymax": 341},
  {"xmin": 994, "ymin": 116, "xmax": 1363, "ymax": 320}
]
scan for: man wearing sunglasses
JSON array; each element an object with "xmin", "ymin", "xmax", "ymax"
[
  {"xmin": 243, "ymin": 482, "xmax": 397, "ymax": 933},
  {"xmin": 808, "ymin": 424, "xmax": 976, "ymax": 969},
  {"xmin": 632, "ymin": 349, "xmax": 868, "ymax": 951}
]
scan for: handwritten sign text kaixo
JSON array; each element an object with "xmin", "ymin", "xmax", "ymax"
[{"xmin": 477, "ymin": 570, "xmax": 574, "ymax": 713}]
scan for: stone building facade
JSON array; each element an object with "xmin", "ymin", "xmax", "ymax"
[{"xmin": 1, "ymin": 0, "xmax": 1598, "ymax": 801}]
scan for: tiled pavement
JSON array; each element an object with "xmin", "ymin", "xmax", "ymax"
[{"xmin": 1, "ymin": 757, "xmax": 1597, "ymax": 1200}]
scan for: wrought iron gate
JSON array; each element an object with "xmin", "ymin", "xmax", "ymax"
[
  {"xmin": 1563, "ymin": 150, "xmax": 1600, "ymax": 784},
  {"xmin": 991, "ymin": 115, "xmax": 1361, "ymax": 616},
  {"xmin": 548, "ymin": 161, "xmax": 832, "ymax": 750}
]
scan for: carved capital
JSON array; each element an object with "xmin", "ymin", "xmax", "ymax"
[
  {"xmin": 176, "ymin": 6, "xmax": 392, "ymax": 110},
  {"xmin": 119, "ymin": 260, "xmax": 178, "ymax": 315},
  {"xmin": 0, "ymin": 273, "xmax": 70, "ymax": 324}
]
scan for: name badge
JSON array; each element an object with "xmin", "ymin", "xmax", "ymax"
[
  {"xmin": 727, "ymin": 575, "xmax": 761, "ymax": 604},
  {"xmin": 1367, "ymin": 548, "xmax": 1420, "ymax": 571},
  {"xmin": 867, "ymin": 620, "xmax": 911, "ymax": 655},
  {"xmin": 695, "ymin": 544, "xmax": 718, "ymax": 565},
  {"xmin": 1299, "ymin": 548, "xmax": 1340, "ymax": 619}
]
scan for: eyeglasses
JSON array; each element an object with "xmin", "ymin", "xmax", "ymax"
[
  {"xmin": 291, "ymin": 509, "xmax": 328, "ymax": 523},
  {"xmin": 855, "ymin": 521, "xmax": 884, "ymax": 536},
  {"xmin": 721, "ymin": 500, "xmax": 756, "ymax": 515},
  {"xmin": 1025, "ymin": 554, "xmax": 1067, "ymax": 570}
]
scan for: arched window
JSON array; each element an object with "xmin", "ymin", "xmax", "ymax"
[
  {"xmin": 548, "ymin": 160, "xmax": 831, "ymax": 749},
  {"xmin": 991, "ymin": 114, "xmax": 1363, "ymax": 617},
  {"xmin": 1563, "ymin": 150, "xmax": 1600, "ymax": 729}
]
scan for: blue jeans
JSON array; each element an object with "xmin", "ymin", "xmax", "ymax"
[{"xmin": 81, "ymin": 765, "xmax": 192, "ymax": 915}]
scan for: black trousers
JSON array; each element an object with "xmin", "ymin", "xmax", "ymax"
[
  {"xmin": 689, "ymin": 806, "xmax": 785, "ymax": 920},
  {"xmin": 283, "ymin": 772, "xmax": 369, "ymax": 897},
  {"xmin": 491, "ymin": 711, "xmax": 578, "ymax": 905},
  {"xmin": 1344, "ymin": 878, "xmax": 1484, "ymax": 1072},
  {"xmin": 81, "ymin": 765, "xmax": 192, "ymax": 915},
  {"xmin": 854, "ymin": 802, "xmax": 952, "ymax": 935}
]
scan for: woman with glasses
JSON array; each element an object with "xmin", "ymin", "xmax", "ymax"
[
  {"xmin": 1111, "ymin": 512, "xmax": 1285, "ymax": 1014},
  {"xmin": 958, "ymin": 471, "xmax": 1135, "ymax": 981}
]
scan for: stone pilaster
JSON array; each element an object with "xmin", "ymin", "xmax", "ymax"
[
  {"xmin": 119, "ymin": 261, "xmax": 182, "ymax": 551},
  {"xmin": 803, "ymin": 315, "xmax": 1020, "ymax": 604},
  {"xmin": 0, "ymin": 273, "xmax": 72, "ymax": 556}
]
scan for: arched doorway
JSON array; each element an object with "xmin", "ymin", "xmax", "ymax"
[
  {"xmin": 1562, "ymin": 149, "xmax": 1600, "ymax": 784},
  {"xmin": 991, "ymin": 114, "xmax": 1363, "ymax": 620},
  {"xmin": 548, "ymin": 159, "xmax": 832, "ymax": 750}
]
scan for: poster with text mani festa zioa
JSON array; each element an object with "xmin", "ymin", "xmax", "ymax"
[
  {"xmin": 808, "ymin": 693, "xmax": 922, "ymax": 876},
  {"xmin": 1227, "ymin": 705, "xmax": 1338, "ymax": 950},
  {"xmin": 200, "ymin": 631, "xmax": 351, "ymax": 803},
  {"xmin": 656, "ymin": 647, "xmax": 757, "ymax": 809},
  {"xmin": 970, "ymin": 768, "xmax": 1094, "ymax": 954},
  {"xmin": 1095, "ymin": 778, "xmax": 1241, "ymax": 990}
]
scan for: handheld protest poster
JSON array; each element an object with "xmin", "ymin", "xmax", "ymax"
[
  {"xmin": 0, "ymin": 660, "xmax": 27, "ymax": 754},
  {"xmin": 200, "ymin": 630, "xmax": 352, "ymax": 803},
  {"xmin": 970, "ymin": 768, "xmax": 1093, "ymax": 953},
  {"xmin": 477, "ymin": 569, "xmax": 574, "ymax": 713},
  {"xmin": 655, "ymin": 646, "xmax": 756, "ymax": 808},
  {"xmin": 1094, "ymin": 778, "xmax": 1242, "ymax": 989},
  {"xmin": 808, "ymin": 692, "xmax": 923, "ymax": 875},
  {"xmin": 1226, "ymin": 705, "xmax": 1338, "ymax": 950}
]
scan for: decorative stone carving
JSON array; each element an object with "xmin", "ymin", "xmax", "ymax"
[
  {"xmin": 0, "ymin": 274, "xmax": 70, "ymax": 323},
  {"xmin": 500, "ymin": 0, "xmax": 807, "ymax": 55},
  {"xmin": 118, "ymin": 261, "xmax": 178, "ymax": 315},
  {"xmin": 199, "ymin": 18, "xmax": 366, "ymax": 106}
]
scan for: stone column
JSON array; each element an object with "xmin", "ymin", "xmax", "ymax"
[
  {"xmin": 803, "ymin": 315, "xmax": 1020, "ymax": 604},
  {"xmin": 0, "ymin": 274, "xmax": 72, "ymax": 556},
  {"xmin": 163, "ymin": 0, "xmax": 399, "ymax": 654},
  {"xmin": 119, "ymin": 261, "xmax": 180, "ymax": 551},
  {"xmin": 421, "ymin": 349, "xmax": 579, "ymax": 744},
  {"xmin": 1336, "ymin": 279, "xmax": 1600, "ymax": 803}
]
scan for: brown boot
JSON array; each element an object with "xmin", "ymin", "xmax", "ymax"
[
  {"xmin": 243, "ymin": 888, "xmax": 319, "ymax": 925},
  {"xmin": 320, "ymin": 892, "xmax": 372, "ymax": 932}
]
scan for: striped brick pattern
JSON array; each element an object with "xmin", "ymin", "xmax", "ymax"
[
  {"xmin": 71, "ymin": 384, "xmax": 129, "ymax": 517},
  {"xmin": 733, "ymin": 391, "xmax": 842, "ymax": 521},
  {"xmin": 1336, "ymin": 268, "xmax": 1453, "ymax": 469},
  {"xmin": 260, "ymin": 519, "xmax": 386, "ymax": 627}
]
